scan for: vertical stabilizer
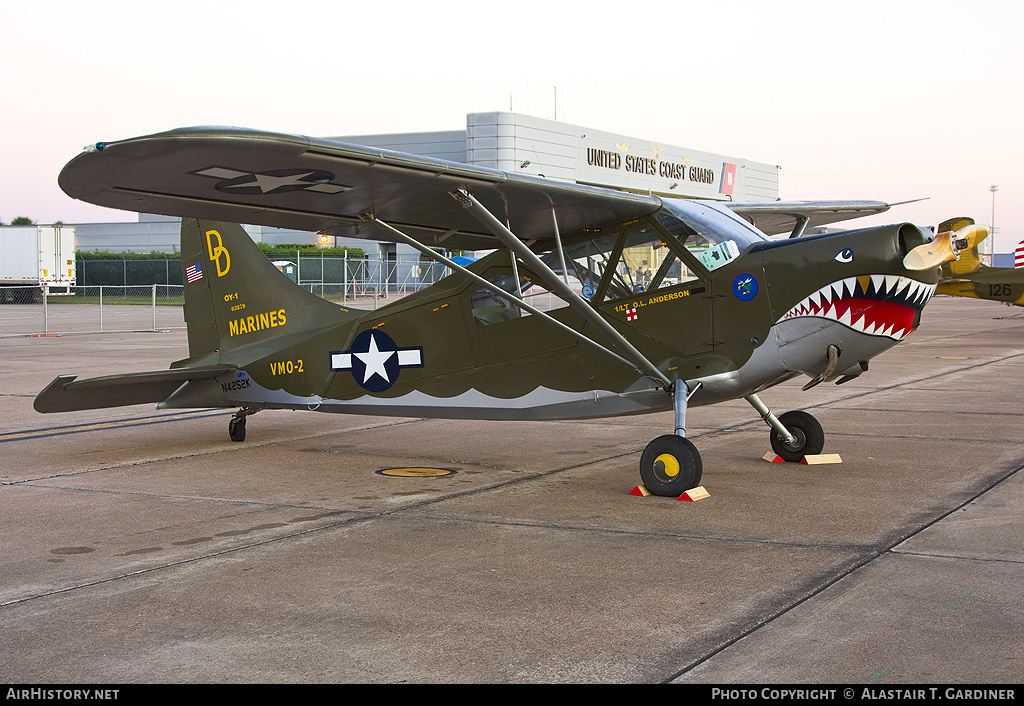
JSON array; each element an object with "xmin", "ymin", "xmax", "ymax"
[{"xmin": 177, "ymin": 219, "xmax": 357, "ymax": 362}]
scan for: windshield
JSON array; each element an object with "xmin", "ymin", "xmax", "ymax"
[{"xmin": 657, "ymin": 199, "xmax": 767, "ymax": 272}]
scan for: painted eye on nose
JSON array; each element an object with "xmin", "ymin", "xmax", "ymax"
[{"xmin": 835, "ymin": 249, "xmax": 854, "ymax": 263}]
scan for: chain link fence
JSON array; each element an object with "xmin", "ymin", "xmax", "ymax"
[
  {"xmin": 1, "ymin": 255, "xmax": 461, "ymax": 337},
  {"xmin": 76, "ymin": 252, "xmax": 450, "ymax": 293},
  {"xmin": 0, "ymin": 285, "xmax": 186, "ymax": 337},
  {"xmin": 288, "ymin": 255, "xmax": 449, "ymax": 301}
]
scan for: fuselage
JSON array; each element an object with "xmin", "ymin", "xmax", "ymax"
[{"xmin": 160, "ymin": 202, "xmax": 939, "ymax": 422}]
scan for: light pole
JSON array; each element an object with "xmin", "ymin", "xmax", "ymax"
[{"xmin": 990, "ymin": 185, "xmax": 998, "ymax": 266}]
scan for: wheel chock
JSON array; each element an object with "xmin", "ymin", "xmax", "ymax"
[
  {"xmin": 630, "ymin": 485, "xmax": 710, "ymax": 500},
  {"xmin": 678, "ymin": 486, "xmax": 710, "ymax": 502},
  {"xmin": 763, "ymin": 452, "xmax": 843, "ymax": 464},
  {"xmin": 801, "ymin": 453, "xmax": 843, "ymax": 465}
]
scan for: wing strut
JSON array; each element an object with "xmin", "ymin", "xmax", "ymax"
[
  {"xmin": 552, "ymin": 208, "xmax": 570, "ymax": 286},
  {"xmin": 367, "ymin": 216, "xmax": 658, "ymax": 383},
  {"xmin": 788, "ymin": 215, "xmax": 810, "ymax": 239},
  {"xmin": 449, "ymin": 188, "xmax": 674, "ymax": 390}
]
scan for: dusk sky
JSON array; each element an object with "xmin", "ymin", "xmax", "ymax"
[{"xmin": 2, "ymin": 1, "xmax": 1020, "ymax": 252}]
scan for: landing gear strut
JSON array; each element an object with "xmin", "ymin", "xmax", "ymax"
[
  {"xmin": 229, "ymin": 407, "xmax": 259, "ymax": 442},
  {"xmin": 639, "ymin": 386, "xmax": 828, "ymax": 495},
  {"xmin": 746, "ymin": 394, "xmax": 825, "ymax": 462},
  {"xmin": 640, "ymin": 381, "xmax": 703, "ymax": 497}
]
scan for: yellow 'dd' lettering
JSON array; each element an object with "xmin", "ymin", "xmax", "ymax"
[{"xmin": 205, "ymin": 229, "xmax": 231, "ymax": 277}]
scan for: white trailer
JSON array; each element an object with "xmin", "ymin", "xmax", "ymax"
[{"xmin": 0, "ymin": 225, "xmax": 76, "ymax": 302}]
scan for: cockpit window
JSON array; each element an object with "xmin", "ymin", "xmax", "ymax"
[
  {"xmin": 533, "ymin": 210, "xmax": 735, "ymax": 303},
  {"xmin": 546, "ymin": 232, "xmax": 619, "ymax": 301},
  {"xmin": 472, "ymin": 200, "xmax": 771, "ymax": 325},
  {"xmin": 471, "ymin": 266, "xmax": 571, "ymax": 326},
  {"xmin": 471, "ymin": 272, "xmax": 525, "ymax": 326},
  {"xmin": 536, "ymin": 230, "xmax": 621, "ymax": 302},
  {"xmin": 605, "ymin": 227, "xmax": 693, "ymax": 298}
]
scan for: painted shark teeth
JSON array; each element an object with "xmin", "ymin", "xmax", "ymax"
[{"xmin": 779, "ymin": 274, "xmax": 936, "ymax": 341}]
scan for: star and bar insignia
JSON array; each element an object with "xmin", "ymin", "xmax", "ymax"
[
  {"xmin": 190, "ymin": 166, "xmax": 351, "ymax": 195},
  {"xmin": 330, "ymin": 330, "xmax": 424, "ymax": 392}
]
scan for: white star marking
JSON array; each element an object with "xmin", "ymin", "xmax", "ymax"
[
  {"xmin": 353, "ymin": 333, "xmax": 395, "ymax": 384},
  {"xmin": 224, "ymin": 172, "xmax": 317, "ymax": 193}
]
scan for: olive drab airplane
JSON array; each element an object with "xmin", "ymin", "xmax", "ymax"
[
  {"xmin": 931, "ymin": 217, "xmax": 1023, "ymax": 306},
  {"xmin": 34, "ymin": 127, "xmax": 987, "ymax": 496}
]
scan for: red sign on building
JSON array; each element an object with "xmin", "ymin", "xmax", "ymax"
[{"xmin": 720, "ymin": 163, "xmax": 737, "ymax": 195}]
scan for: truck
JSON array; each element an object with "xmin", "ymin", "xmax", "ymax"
[{"xmin": 0, "ymin": 225, "xmax": 76, "ymax": 302}]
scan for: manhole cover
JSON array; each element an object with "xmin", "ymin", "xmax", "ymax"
[{"xmin": 375, "ymin": 467, "xmax": 457, "ymax": 478}]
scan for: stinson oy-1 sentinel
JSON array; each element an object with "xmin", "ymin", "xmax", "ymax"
[{"xmin": 35, "ymin": 127, "xmax": 985, "ymax": 496}]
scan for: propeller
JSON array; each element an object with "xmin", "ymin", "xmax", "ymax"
[{"xmin": 903, "ymin": 223, "xmax": 990, "ymax": 271}]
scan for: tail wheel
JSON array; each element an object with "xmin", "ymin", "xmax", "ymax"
[
  {"xmin": 640, "ymin": 435, "xmax": 703, "ymax": 497},
  {"xmin": 228, "ymin": 417, "xmax": 246, "ymax": 442},
  {"xmin": 770, "ymin": 410, "xmax": 825, "ymax": 462}
]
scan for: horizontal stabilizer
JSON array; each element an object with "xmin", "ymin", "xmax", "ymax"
[{"xmin": 34, "ymin": 366, "xmax": 235, "ymax": 413}]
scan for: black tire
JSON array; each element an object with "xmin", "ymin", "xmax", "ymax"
[
  {"xmin": 640, "ymin": 435, "xmax": 703, "ymax": 497},
  {"xmin": 228, "ymin": 417, "xmax": 246, "ymax": 442},
  {"xmin": 770, "ymin": 410, "xmax": 825, "ymax": 462}
]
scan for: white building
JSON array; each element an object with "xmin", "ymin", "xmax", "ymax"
[{"xmin": 335, "ymin": 111, "xmax": 778, "ymax": 203}]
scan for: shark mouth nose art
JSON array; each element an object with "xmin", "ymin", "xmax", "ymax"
[{"xmin": 779, "ymin": 275, "xmax": 936, "ymax": 341}]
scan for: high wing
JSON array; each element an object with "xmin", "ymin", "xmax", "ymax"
[
  {"xmin": 59, "ymin": 127, "xmax": 663, "ymax": 250},
  {"xmin": 726, "ymin": 200, "xmax": 897, "ymax": 237}
]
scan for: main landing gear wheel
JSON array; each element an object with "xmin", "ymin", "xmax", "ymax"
[
  {"xmin": 640, "ymin": 435, "xmax": 703, "ymax": 497},
  {"xmin": 770, "ymin": 410, "xmax": 825, "ymax": 463}
]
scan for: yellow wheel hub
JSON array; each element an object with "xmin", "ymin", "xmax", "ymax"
[{"xmin": 653, "ymin": 453, "xmax": 680, "ymax": 480}]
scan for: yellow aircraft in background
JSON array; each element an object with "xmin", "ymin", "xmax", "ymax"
[{"xmin": 935, "ymin": 217, "xmax": 1024, "ymax": 306}]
